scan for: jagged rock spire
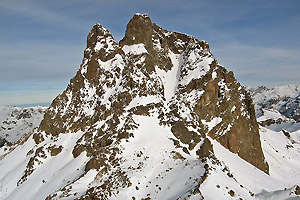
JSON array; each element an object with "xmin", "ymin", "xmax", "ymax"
[
  {"xmin": 119, "ymin": 13, "xmax": 153, "ymax": 52},
  {"xmin": 86, "ymin": 23, "xmax": 121, "ymax": 62}
]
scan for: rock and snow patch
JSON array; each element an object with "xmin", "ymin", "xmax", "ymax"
[
  {"xmin": 256, "ymin": 185, "xmax": 300, "ymax": 200},
  {"xmin": 155, "ymin": 51, "xmax": 181, "ymax": 101},
  {"xmin": 211, "ymin": 71, "xmax": 217, "ymax": 80},
  {"xmin": 126, "ymin": 95, "xmax": 160, "ymax": 111},
  {"xmin": 122, "ymin": 44, "xmax": 148, "ymax": 55},
  {"xmin": 179, "ymin": 55, "xmax": 214, "ymax": 86},
  {"xmin": 0, "ymin": 130, "xmax": 88, "ymax": 200},
  {"xmin": 116, "ymin": 115, "xmax": 206, "ymax": 199},
  {"xmin": 260, "ymin": 127, "xmax": 300, "ymax": 187},
  {"xmin": 94, "ymin": 26, "xmax": 116, "ymax": 52},
  {"xmin": 202, "ymin": 117, "xmax": 223, "ymax": 133},
  {"xmin": 210, "ymin": 136, "xmax": 300, "ymax": 200}
]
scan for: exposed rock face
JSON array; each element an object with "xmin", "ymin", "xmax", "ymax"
[
  {"xmin": 119, "ymin": 14, "xmax": 153, "ymax": 52},
  {"xmin": 0, "ymin": 138, "xmax": 7, "ymax": 147},
  {"xmin": 0, "ymin": 14, "xmax": 268, "ymax": 199}
]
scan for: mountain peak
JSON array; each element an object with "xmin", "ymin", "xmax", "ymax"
[
  {"xmin": 119, "ymin": 13, "xmax": 153, "ymax": 51},
  {"xmin": 0, "ymin": 14, "xmax": 275, "ymax": 199},
  {"xmin": 41, "ymin": 14, "xmax": 269, "ymax": 175},
  {"xmin": 86, "ymin": 23, "xmax": 120, "ymax": 62},
  {"xmin": 87, "ymin": 23, "xmax": 112, "ymax": 48}
]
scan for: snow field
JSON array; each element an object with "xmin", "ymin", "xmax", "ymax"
[{"xmin": 116, "ymin": 115, "xmax": 206, "ymax": 200}]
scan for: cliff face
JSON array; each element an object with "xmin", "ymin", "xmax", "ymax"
[{"xmin": 0, "ymin": 14, "xmax": 269, "ymax": 200}]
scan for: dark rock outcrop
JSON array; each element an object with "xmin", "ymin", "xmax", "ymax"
[{"xmin": 0, "ymin": 138, "xmax": 7, "ymax": 147}]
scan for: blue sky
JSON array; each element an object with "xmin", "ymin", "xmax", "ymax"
[{"xmin": 0, "ymin": 0, "xmax": 299, "ymax": 105}]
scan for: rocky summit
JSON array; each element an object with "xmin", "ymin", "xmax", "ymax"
[{"xmin": 0, "ymin": 14, "xmax": 284, "ymax": 200}]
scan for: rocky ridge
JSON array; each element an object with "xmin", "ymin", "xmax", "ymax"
[{"xmin": 0, "ymin": 14, "xmax": 273, "ymax": 200}]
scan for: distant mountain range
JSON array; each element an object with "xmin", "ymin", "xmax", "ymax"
[
  {"xmin": 2, "ymin": 84, "xmax": 298, "ymax": 145},
  {"xmin": 248, "ymin": 84, "xmax": 300, "ymax": 132},
  {"xmin": 7, "ymin": 103, "xmax": 51, "ymax": 108},
  {"xmin": 0, "ymin": 106, "xmax": 47, "ymax": 145}
]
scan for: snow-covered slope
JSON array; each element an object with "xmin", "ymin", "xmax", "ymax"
[
  {"xmin": 0, "ymin": 106, "xmax": 47, "ymax": 144},
  {"xmin": 244, "ymin": 85, "xmax": 300, "ymax": 199},
  {"xmin": 0, "ymin": 14, "xmax": 299, "ymax": 200}
]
